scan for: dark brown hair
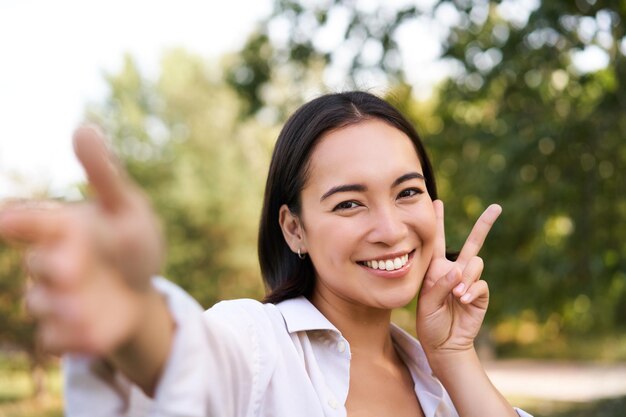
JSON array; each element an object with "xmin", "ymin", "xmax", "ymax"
[{"xmin": 258, "ymin": 91, "xmax": 438, "ymax": 304}]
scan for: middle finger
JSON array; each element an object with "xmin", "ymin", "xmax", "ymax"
[{"xmin": 453, "ymin": 256, "xmax": 484, "ymax": 297}]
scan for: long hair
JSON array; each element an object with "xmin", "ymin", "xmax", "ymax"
[{"xmin": 258, "ymin": 91, "xmax": 438, "ymax": 304}]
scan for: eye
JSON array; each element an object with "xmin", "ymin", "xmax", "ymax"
[
  {"xmin": 397, "ymin": 188, "xmax": 423, "ymax": 199},
  {"xmin": 332, "ymin": 201, "xmax": 361, "ymax": 211}
]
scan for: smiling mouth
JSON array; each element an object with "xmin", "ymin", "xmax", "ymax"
[{"xmin": 357, "ymin": 251, "xmax": 414, "ymax": 272}]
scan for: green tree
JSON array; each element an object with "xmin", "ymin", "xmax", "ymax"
[
  {"xmin": 87, "ymin": 50, "xmax": 276, "ymax": 307},
  {"xmin": 0, "ymin": 191, "xmax": 55, "ymax": 399},
  {"xmin": 228, "ymin": 0, "xmax": 626, "ymax": 343},
  {"xmin": 0, "ymin": 241, "xmax": 50, "ymax": 399},
  {"xmin": 420, "ymin": 0, "xmax": 626, "ymax": 339}
]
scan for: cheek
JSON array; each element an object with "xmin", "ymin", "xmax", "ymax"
[
  {"xmin": 312, "ymin": 223, "xmax": 359, "ymax": 258},
  {"xmin": 409, "ymin": 203, "xmax": 437, "ymax": 245},
  {"xmin": 305, "ymin": 218, "xmax": 365, "ymax": 270},
  {"xmin": 422, "ymin": 212, "xmax": 437, "ymax": 242}
]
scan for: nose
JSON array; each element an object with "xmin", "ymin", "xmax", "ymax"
[{"xmin": 367, "ymin": 205, "xmax": 408, "ymax": 246}]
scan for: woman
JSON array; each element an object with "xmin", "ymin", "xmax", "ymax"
[{"xmin": 0, "ymin": 92, "xmax": 532, "ymax": 416}]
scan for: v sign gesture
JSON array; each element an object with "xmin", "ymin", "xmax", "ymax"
[
  {"xmin": 416, "ymin": 201, "xmax": 518, "ymax": 417},
  {"xmin": 416, "ymin": 199, "xmax": 502, "ymax": 356}
]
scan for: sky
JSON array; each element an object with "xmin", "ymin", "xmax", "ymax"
[{"xmin": 0, "ymin": 0, "xmax": 273, "ymax": 198}]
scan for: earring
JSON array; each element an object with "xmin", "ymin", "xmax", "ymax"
[{"xmin": 297, "ymin": 248, "xmax": 306, "ymax": 260}]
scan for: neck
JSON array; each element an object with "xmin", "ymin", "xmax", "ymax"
[{"xmin": 310, "ymin": 289, "xmax": 396, "ymax": 359}]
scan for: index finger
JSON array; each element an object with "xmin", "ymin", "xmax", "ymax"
[
  {"xmin": 456, "ymin": 203, "xmax": 502, "ymax": 265},
  {"xmin": 0, "ymin": 206, "xmax": 64, "ymax": 244},
  {"xmin": 73, "ymin": 125, "xmax": 130, "ymax": 213},
  {"xmin": 432, "ymin": 199, "xmax": 446, "ymax": 259}
]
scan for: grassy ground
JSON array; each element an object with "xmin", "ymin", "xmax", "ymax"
[
  {"xmin": 515, "ymin": 396, "xmax": 626, "ymax": 417},
  {"xmin": 1, "ymin": 390, "xmax": 624, "ymax": 417},
  {"xmin": 0, "ymin": 354, "xmax": 62, "ymax": 417},
  {"xmin": 0, "ymin": 400, "xmax": 62, "ymax": 417}
]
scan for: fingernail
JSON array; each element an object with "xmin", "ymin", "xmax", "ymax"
[
  {"xmin": 461, "ymin": 293, "xmax": 472, "ymax": 303},
  {"xmin": 75, "ymin": 123, "xmax": 104, "ymax": 137},
  {"xmin": 490, "ymin": 204, "xmax": 503, "ymax": 214},
  {"xmin": 454, "ymin": 283, "xmax": 465, "ymax": 294}
]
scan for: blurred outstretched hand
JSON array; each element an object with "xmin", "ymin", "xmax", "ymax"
[{"xmin": 0, "ymin": 126, "xmax": 165, "ymax": 355}]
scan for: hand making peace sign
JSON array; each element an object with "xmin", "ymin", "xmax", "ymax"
[{"xmin": 416, "ymin": 199, "xmax": 502, "ymax": 357}]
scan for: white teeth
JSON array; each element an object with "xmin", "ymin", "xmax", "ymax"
[
  {"xmin": 362, "ymin": 253, "xmax": 410, "ymax": 271},
  {"xmin": 393, "ymin": 257, "xmax": 402, "ymax": 269}
]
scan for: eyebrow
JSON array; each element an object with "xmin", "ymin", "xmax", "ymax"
[
  {"xmin": 392, "ymin": 172, "xmax": 425, "ymax": 187},
  {"xmin": 320, "ymin": 171, "xmax": 425, "ymax": 202}
]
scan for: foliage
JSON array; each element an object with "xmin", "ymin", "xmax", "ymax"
[
  {"xmin": 3, "ymin": 0, "xmax": 622, "ymax": 361},
  {"xmin": 228, "ymin": 0, "xmax": 626, "ymax": 341},
  {"xmin": 0, "ymin": 353, "xmax": 61, "ymax": 403},
  {"xmin": 422, "ymin": 0, "xmax": 626, "ymax": 340},
  {"xmin": 86, "ymin": 51, "xmax": 276, "ymax": 307},
  {"xmin": 0, "ymin": 244, "xmax": 33, "ymax": 359},
  {"xmin": 0, "ymin": 353, "xmax": 62, "ymax": 416},
  {"xmin": 0, "ymin": 241, "xmax": 50, "ymax": 398}
]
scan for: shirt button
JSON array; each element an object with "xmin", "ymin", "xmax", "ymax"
[
  {"xmin": 328, "ymin": 398, "xmax": 339, "ymax": 409},
  {"xmin": 337, "ymin": 341, "xmax": 346, "ymax": 353}
]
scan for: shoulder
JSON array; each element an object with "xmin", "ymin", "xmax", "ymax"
[
  {"xmin": 205, "ymin": 298, "xmax": 282, "ymax": 326},
  {"xmin": 202, "ymin": 299, "xmax": 285, "ymax": 397},
  {"xmin": 203, "ymin": 299, "xmax": 286, "ymax": 349}
]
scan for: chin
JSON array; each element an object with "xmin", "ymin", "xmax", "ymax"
[{"xmin": 375, "ymin": 286, "xmax": 419, "ymax": 310}]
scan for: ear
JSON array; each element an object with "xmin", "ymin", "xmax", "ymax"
[{"xmin": 279, "ymin": 204, "xmax": 306, "ymax": 254}]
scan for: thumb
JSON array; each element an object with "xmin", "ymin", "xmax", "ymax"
[{"xmin": 420, "ymin": 267, "xmax": 461, "ymax": 313}]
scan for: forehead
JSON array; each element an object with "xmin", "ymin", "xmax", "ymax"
[{"xmin": 305, "ymin": 119, "xmax": 423, "ymax": 189}]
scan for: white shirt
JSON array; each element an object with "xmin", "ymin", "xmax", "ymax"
[{"xmin": 64, "ymin": 278, "xmax": 533, "ymax": 417}]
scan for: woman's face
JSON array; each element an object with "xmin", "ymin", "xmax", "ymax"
[{"xmin": 296, "ymin": 118, "xmax": 437, "ymax": 311}]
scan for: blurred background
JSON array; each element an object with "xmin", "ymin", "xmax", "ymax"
[{"xmin": 0, "ymin": 0, "xmax": 625, "ymax": 416}]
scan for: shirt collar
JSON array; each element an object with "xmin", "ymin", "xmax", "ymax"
[
  {"xmin": 275, "ymin": 296, "xmax": 340, "ymax": 334},
  {"xmin": 390, "ymin": 324, "xmax": 431, "ymax": 370},
  {"xmin": 276, "ymin": 297, "xmax": 449, "ymax": 416},
  {"xmin": 391, "ymin": 324, "xmax": 447, "ymax": 417}
]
